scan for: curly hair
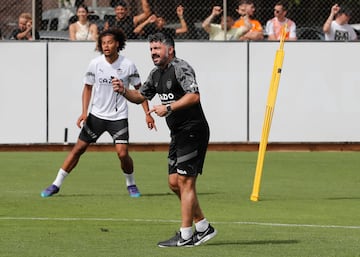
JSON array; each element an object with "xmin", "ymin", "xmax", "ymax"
[{"xmin": 97, "ymin": 28, "xmax": 127, "ymax": 53}]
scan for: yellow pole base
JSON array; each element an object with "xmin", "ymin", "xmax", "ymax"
[{"xmin": 250, "ymin": 195, "xmax": 259, "ymax": 202}]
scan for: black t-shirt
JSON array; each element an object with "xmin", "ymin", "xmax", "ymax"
[
  {"xmin": 140, "ymin": 57, "xmax": 208, "ymax": 132},
  {"xmin": 10, "ymin": 29, "xmax": 40, "ymax": 40},
  {"xmin": 106, "ymin": 16, "xmax": 136, "ymax": 39},
  {"xmin": 142, "ymin": 24, "xmax": 176, "ymax": 39}
]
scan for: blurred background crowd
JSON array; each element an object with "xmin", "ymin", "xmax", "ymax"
[{"xmin": 1, "ymin": 0, "xmax": 360, "ymax": 41}]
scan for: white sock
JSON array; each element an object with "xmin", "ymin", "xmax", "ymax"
[
  {"xmin": 52, "ymin": 168, "xmax": 69, "ymax": 188},
  {"xmin": 123, "ymin": 173, "xmax": 135, "ymax": 186},
  {"xmin": 195, "ymin": 218, "xmax": 209, "ymax": 232},
  {"xmin": 180, "ymin": 227, "xmax": 193, "ymax": 240}
]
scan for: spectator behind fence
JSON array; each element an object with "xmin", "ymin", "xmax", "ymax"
[
  {"xmin": 134, "ymin": 5, "xmax": 188, "ymax": 39},
  {"xmin": 233, "ymin": 0, "xmax": 263, "ymax": 40},
  {"xmin": 202, "ymin": 6, "xmax": 251, "ymax": 40},
  {"xmin": 69, "ymin": 4, "xmax": 98, "ymax": 41},
  {"xmin": 10, "ymin": 12, "xmax": 40, "ymax": 40},
  {"xmin": 104, "ymin": 0, "xmax": 151, "ymax": 39},
  {"xmin": 323, "ymin": 4, "xmax": 357, "ymax": 41},
  {"xmin": 266, "ymin": 1, "xmax": 296, "ymax": 40}
]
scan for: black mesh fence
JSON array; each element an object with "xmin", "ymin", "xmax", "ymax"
[{"xmin": 1, "ymin": 0, "xmax": 360, "ymax": 40}]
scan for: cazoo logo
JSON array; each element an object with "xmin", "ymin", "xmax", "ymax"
[
  {"xmin": 159, "ymin": 93, "xmax": 175, "ymax": 101},
  {"xmin": 98, "ymin": 77, "xmax": 112, "ymax": 84}
]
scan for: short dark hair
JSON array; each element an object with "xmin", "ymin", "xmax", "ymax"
[
  {"xmin": 276, "ymin": 1, "xmax": 289, "ymax": 11},
  {"xmin": 239, "ymin": 0, "xmax": 254, "ymax": 5},
  {"xmin": 338, "ymin": 5, "xmax": 352, "ymax": 16},
  {"xmin": 148, "ymin": 32, "xmax": 175, "ymax": 48},
  {"xmin": 97, "ymin": 28, "xmax": 127, "ymax": 53},
  {"xmin": 112, "ymin": 0, "xmax": 128, "ymax": 8}
]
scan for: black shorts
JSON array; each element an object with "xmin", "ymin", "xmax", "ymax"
[
  {"xmin": 79, "ymin": 113, "xmax": 129, "ymax": 144},
  {"xmin": 168, "ymin": 125, "xmax": 210, "ymax": 177}
]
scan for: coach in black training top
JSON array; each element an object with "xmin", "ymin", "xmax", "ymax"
[{"xmin": 111, "ymin": 32, "xmax": 217, "ymax": 247}]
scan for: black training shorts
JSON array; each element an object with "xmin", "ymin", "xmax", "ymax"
[
  {"xmin": 79, "ymin": 113, "xmax": 129, "ymax": 144},
  {"xmin": 168, "ymin": 125, "xmax": 210, "ymax": 177}
]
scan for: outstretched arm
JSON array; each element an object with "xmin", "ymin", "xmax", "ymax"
[
  {"xmin": 134, "ymin": 14, "xmax": 156, "ymax": 35},
  {"xmin": 141, "ymin": 100, "xmax": 157, "ymax": 130},
  {"xmin": 113, "ymin": 79, "xmax": 155, "ymax": 129},
  {"xmin": 323, "ymin": 4, "xmax": 339, "ymax": 33},
  {"xmin": 133, "ymin": 83, "xmax": 157, "ymax": 130},
  {"xmin": 133, "ymin": 0, "xmax": 151, "ymax": 26},
  {"xmin": 175, "ymin": 5, "xmax": 188, "ymax": 34},
  {"xmin": 202, "ymin": 6, "xmax": 222, "ymax": 33},
  {"xmin": 112, "ymin": 78, "xmax": 146, "ymax": 104}
]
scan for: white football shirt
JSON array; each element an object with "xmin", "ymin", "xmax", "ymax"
[{"xmin": 83, "ymin": 54, "xmax": 141, "ymax": 120}]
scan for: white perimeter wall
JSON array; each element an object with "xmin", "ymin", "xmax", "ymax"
[{"xmin": 0, "ymin": 41, "xmax": 359, "ymax": 144}]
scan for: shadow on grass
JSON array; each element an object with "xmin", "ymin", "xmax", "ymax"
[
  {"xmin": 325, "ymin": 197, "xmax": 360, "ymax": 200},
  {"xmin": 55, "ymin": 194, "xmax": 118, "ymax": 197},
  {"xmin": 260, "ymin": 196, "xmax": 360, "ymax": 201},
  {"xmin": 141, "ymin": 192, "xmax": 218, "ymax": 197},
  {"xmin": 55, "ymin": 193, "xmax": 174, "ymax": 198},
  {"xmin": 208, "ymin": 239, "xmax": 299, "ymax": 246},
  {"xmin": 56, "ymin": 192, "xmax": 218, "ymax": 198}
]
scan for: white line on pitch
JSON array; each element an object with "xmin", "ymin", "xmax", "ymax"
[{"xmin": 0, "ymin": 217, "xmax": 360, "ymax": 230}]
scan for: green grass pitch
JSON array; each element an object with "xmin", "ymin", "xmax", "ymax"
[{"xmin": 0, "ymin": 151, "xmax": 360, "ymax": 257}]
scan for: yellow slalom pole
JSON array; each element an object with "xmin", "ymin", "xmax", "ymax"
[{"xmin": 250, "ymin": 25, "xmax": 287, "ymax": 202}]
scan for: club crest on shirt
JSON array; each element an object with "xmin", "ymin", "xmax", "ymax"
[
  {"xmin": 116, "ymin": 68, "xmax": 124, "ymax": 78},
  {"xmin": 166, "ymin": 79, "xmax": 172, "ymax": 89},
  {"xmin": 116, "ymin": 68, "xmax": 123, "ymax": 75}
]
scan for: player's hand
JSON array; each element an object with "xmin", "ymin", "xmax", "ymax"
[
  {"xmin": 76, "ymin": 113, "xmax": 87, "ymax": 128},
  {"xmin": 148, "ymin": 104, "xmax": 168, "ymax": 117},
  {"xmin": 148, "ymin": 14, "xmax": 157, "ymax": 23},
  {"xmin": 331, "ymin": 4, "xmax": 340, "ymax": 15},
  {"xmin": 145, "ymin": 114, "xmax": 157, "ymax": 131},
  {"xmin": 176, "ymin": 5, "xmax": 184, "ymax": 17},
  {"xmin": 26, "ymin": 21, "xmax": 32, "ymax": 30},
  {"xmin": 212, "ymin": 6, "xmax": 222, "ymax": 16},
  {"xmin": 111, "ymin": 77, "xmax": 124, "ymax": 94}
]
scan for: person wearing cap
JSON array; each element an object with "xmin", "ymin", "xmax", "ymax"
[
  {"xmin": 104, "ymin": 0, "xmax": 151, "ymax": 39},
  {"xmin": 323, "ymin": 4, "xmax": 357, "ymax": 41},
  {"xmin": 112, "ymin": 32, "xmax": 217, "ymax": 247}
]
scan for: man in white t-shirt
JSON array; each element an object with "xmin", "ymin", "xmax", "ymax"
[
  {"xmin": 41, "ymin": 28, "xmax": 156, "ymax": 198},
  {"xmin": 266, "ymin": 1, "xmax": 297, "ymax": 41},
  {"xmin": 202, "ymin": 6, "xmax": 251, "ymax": 41},
  {"xmin": 323, "ymin": 4, "xmax": 357, "ymax": 41}
]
